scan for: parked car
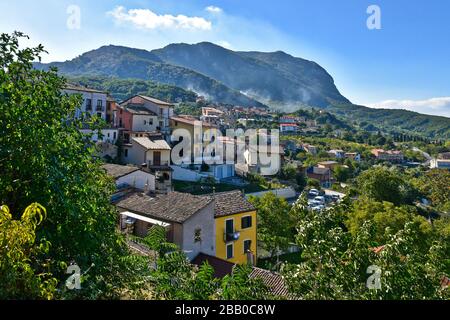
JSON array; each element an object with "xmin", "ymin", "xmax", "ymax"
[
  {"xmin": 314, "ymin": 196, "xmax": 326, "ymax": 205},
  {"xmin": 308, "ymin": 189, "xmax": 320, "ymax": 197}
]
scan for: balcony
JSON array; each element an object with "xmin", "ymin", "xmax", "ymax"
[{"xmin": 224, "ymin": 231, "xmax": 240, "ymax": 242}]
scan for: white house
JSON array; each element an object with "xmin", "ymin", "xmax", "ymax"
[
  {"xmin": 430, "ymin": 159, "xmax": 450, "ymax": 169},
  {"xmin": 102, "ymin": 163, "xmax": 155, "ymax": 192}
]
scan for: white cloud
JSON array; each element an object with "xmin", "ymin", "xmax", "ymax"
[
  {"xmin": 205, "ymin": 6, "xmax": 223, "ymax": 14},
  {"xmin": 217, "ymin": 40, "xmax": 232, "ymax": 49},
  {"xmin": 367, "ymin": 97, "xmax": 450, "ymax": 117},
  {"xmin": 107, "ymin": 6, "xmax": 212, "ymax": 31}
]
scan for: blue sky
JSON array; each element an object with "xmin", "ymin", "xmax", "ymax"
[{"xmin": 1, "ymin": 0, "xmax": 450, "ymax": 117}]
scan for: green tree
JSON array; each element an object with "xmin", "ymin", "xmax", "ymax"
[
  {"xmin": 284, "ymin": 201, "xmax": 450, "ymax": 300},
  {"xmin": 0, "ymin": 203, "xmax": 58, "ymax": 299},
  {"xmin": 357, "ymin": 167, "xmax": 415, "ymax": 205},
  {"xmin": 0, "ymin": 32, "xmax": 134, "ymax": 298},
  {"xmin": 248, "ymin": 193, "xmax": 293, "ymax": 259}
]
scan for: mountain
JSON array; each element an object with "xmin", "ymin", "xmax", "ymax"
[
  {"xmin": 66, "ymin": 76, "xmax": 198, "ymax": 103},
  {"xmin": 330, "ymin": 103, "xmax": 450, "ymax": 139},
  {"xmin": 34, "ymin": 45, "xmax": 266, "ymax": 108},
  {"xmin": 34, "ymin": 42, "xmax": 450, "ymax": 138},
  {"xmin": 152, "ymin": 42, "xmax": 349, "ymax": 108}
]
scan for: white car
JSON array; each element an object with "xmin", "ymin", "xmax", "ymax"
[
  {"xmin": 309, "ymin": 189, "xmax": 320, "ymax": 197},
  {"xmin": 314, "ymin": 196, "xmax": 326, "ymax": 205}
]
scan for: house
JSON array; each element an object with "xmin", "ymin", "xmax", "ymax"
[
  {"xmin": 116, "ymin": 191, "xmax": 216, "ymax": 261},
  {"xmin": 213, "ymin": 191, "xmax": 257, "ymax": 265},
  {"xmin": 123, "ymin": 136, "xmax": 173, "ymax": 192},
  {"xmin": 371, "ymin": 149, "xmax": 404, "ymax": 163},
  {"xmin": 102, "ymin": 163, "xmax": 155, "ymax": 193},
  {"xmin": 115, "ymin": 189, "xmax": 257, "ymax": 265},
  {"xmin": 345, "ymin": 152, "xmax": 361, "ymax": 162},
  {"xmin": 438, "ymin": 152, "xmax": 450, "ymax": 160},
  {"xmin": 306, "ymin": 166, "xmax": 331, "ymax": 188},
  {"xmin": 120, "ymin": 95, "xmax": 175, "ymax": 136},
  {"xmin": 317, "ymin": 161, "xmax": 340, "ymax": 170},
  {"xmin": 249, "ymin": 267, "xmax": 294, "ymax": 299},
  {"xmin": 63, "ymin": 83, "xmax": 108, "ymax": 120},
  {"xmin": 430, "ymin": 159, "xmax": 450, "ymax": 169},
  {"xmin": 327, "ymin": 149, "xmax": 345, "ymax": 159},
  {"xmin": 280, "ymin": 123, "xmax": 299, "ymax": 133},
  {"xmin": 238, "ymin": 144, "xmax": 283, "ymax": 176},
  {"xmin": 117, "ymin": 104, "xmax": 159, "ymax": 142},
  {"xmin": 170, "ymin": 115, "xmax": 219, "ymax": 163},
  {"xmin": 192, "ymin": 255, "xmax": 293, "ymax": 299},
  {"xmin": 64, "ymin": 84, "xmax": 120, "ymax": 158},
  {"xmin": 302, "ymin": 144, "xmax": 317, "ymax": 155},
  {"xmin": 279, "ymin": 116, "xmax": 301, "ymax": 124}
]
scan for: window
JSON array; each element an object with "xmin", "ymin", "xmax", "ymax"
[
  {"xmin": 194, "ymin": 228, "xmax": 202, "ymax": 243},
  {"xmin": 97, "ymin": 100, "xmax": 103, "ymax": 107},
  {"xmin": 107, "ymin": 133, "xmax": 110, "ymax": 138},
  {"xmin": 149, "ymin": 118, "xmax": 153, "ymax": 125},
  {"xmin": 144, "ymin": 120, "xmax": 147, "ymax": 125},
  {"xmin": 241, "ymin": 216, "xmax": 252, "ymax": 229},
  {"xmin": 226, "ymin": 243, "xmax": 233, "ymax": 259},
  {"xmin": 97, "ymin": 112, "xmax": 102, "ymax": 118},
  {"xmin": 124, "ymin": 149, "xmax": 128, "ymax": 157},
  {"xmin": 113, "ymin": 132, "xmax": 117, "ymax": 140},
  {"xmin": 225, "ymin": 219, "xmax": 234, "ymax": 234},
  {"xmin": 243, "ymin": 240, "xmax": 252, "ymax": 253}
]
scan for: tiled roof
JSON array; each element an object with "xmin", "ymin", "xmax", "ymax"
[
  {"xmin": 192, "ymin": 253, "xmax": 235, "ymax": 278},
  {"xmin": 102, "ymin": 163, "xmax": 140, "ymax": 179},
  {"xmin": 132, "ymin": 137, "xmax": 171, "ymax": 150},
  {"xmin": 115, "ymin": 191, "xmax": 214, "ymax": 223},
  {"xmin": 212, "ymin": 190, "xmax": 255, "ymax": 217},
  {"xmin": 171, "ymin": 116, "xmax": 218, "ymax": 128},
  {"xmin": 122, "ymin": 104, "xmax": 157, "ymax": 115},
  {"xmin": 249, "ymin": 267, "xmax": 294, "ymax": 299},
  {"xmin": 64, "ymin": 83, "xmax": 107, "ymax": 94},
  {"xmin": 138, "ymin": 95, "xmax": 174, "ymax": 107}
]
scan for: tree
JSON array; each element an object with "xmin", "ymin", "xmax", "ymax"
[
  {"xmin": 357, "ymin": 167, "xmax": 415, "ymax": 205},
  {"xmin": 412, "ymin": 169, "xmax": 450, "ymax": 212},
  {"xmin": 334, "ymin": 165, "xmax": 350, "ymax": 183},
  {"xmin": 0, "ymin": 32, "xmax": 133, "ymax": 298},
  {"xmin": 248, "ymin": 193, "xmax": 294, "ymax": 259},
  {"xmin": 0, "ymin": 203, "xmax": 58, "ymax": 299},
  {"xmin": 284, "ymin": 201, "xmax": 450, "ymax": 300}
]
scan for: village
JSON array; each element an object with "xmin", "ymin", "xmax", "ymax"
[{"xmin": 59, "ymin": 83, "xmax": 450, "ymax": 297}]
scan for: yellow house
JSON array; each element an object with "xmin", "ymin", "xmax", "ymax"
[{"xmin": 213, "ymin": 190, "xmax": 257, "ymax": 265}]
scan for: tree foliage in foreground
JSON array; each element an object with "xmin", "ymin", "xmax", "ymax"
[
  {"xmin": 0, "ymin": 203, "xmax": 58, "ymax": 299},
  {"xmin": 283, "ymin": 200, "xmax": 450, "ymax": 300}
]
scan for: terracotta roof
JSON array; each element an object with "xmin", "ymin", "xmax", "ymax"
[
  {"xmin": 121, "ymin": 104, "xmax": 157, "ymax": 115},
  {"xmin": 249, "ymin": 267, "xmax": 294, "ymax": 299},
  {"xmin": 192, "ymin": 253, "xmax": 235, "ymax": 278},
  {"xmin": 132, "ymin": 137, "xmax": 171, "ymax": 150},
  {"xmin": 212, "ymin": 190, "xmax": 255, "ymax": 217},
  {"xmin": 116, "ymin": 191, "xmax": 214, "ymax": 223},
  {"xmin": 102, "ymin": 163, "xmax": 140, "ymax": 179}
]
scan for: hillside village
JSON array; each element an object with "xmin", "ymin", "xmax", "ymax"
[
  {"xmin": 1, "ymin": 31, "xmax": 449, "ymax": 300},
  {"xmin": 59, "ymin": 83, "xmax": 450, "ymax": 297}
]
